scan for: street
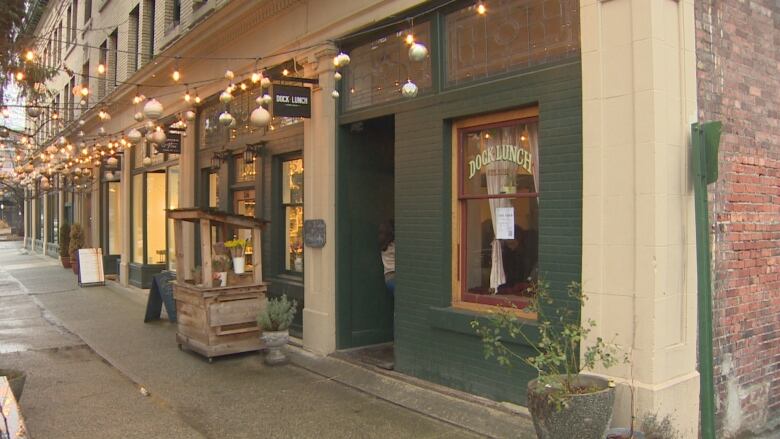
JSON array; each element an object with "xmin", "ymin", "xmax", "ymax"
[{"xmin": 0, "ymin": 242, "xmax": 483, "ymax": 439}]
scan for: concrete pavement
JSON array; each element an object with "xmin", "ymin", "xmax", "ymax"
[{"xmin": 0, "ymin": 242, "xmax": 535, "ymax": 438}]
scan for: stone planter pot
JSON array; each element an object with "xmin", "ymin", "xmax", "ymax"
[
  {"xmin": 61, "ymin": 255, "xmax": 71, "ymax": 268},
  {"xmin": 527, "ymin": 374, "xmax": 615, "ymax": 439},
  {"xmin": 0, "ymin": 368, "xmax": 27, "ymax": 401},
  {"xmin": 261, "ymin": 330, "xmax": 289, "ymax": 365}
]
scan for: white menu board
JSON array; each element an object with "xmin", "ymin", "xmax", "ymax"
[
  {"xmin": 495, "ymin": 207, "xmax": 515, "ymax": 240},
  {"xmin": 78, "ymin": 248, "xmax": 105, "ymax": 286}
]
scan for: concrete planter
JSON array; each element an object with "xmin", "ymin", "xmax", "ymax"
[
  {"xmin": 0, "ymin": 368, "xmax": 27, "ymax": 401},
  {"xmin": 61, "ymin": 255, "xmax": 71, "ymax": 268},
  {"xmin": 261, "ymin": 330, "xmax": 289, "ymax": 365},
  {"xmin": 527, "ymin": 374, "xmax": 615, "ymax": 439}
]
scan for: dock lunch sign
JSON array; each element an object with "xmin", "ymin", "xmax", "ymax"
[
  {"xmin": 467, "ymin": 144, "xmax": 533, "ymax": 179},
  {"xmin": 272, "ymin": 85, "xmax": 311, "ymax": 118}
]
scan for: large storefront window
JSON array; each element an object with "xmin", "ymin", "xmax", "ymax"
[
  {"xmin": 281, "ymin": 158, "xmax": 304, "ymax": 273},
  {"xmin": 456, "ymin": 114, "xmax": 539, "ymax": 310},
  {"xmin": 167, "ymin": 166, "xmax": 179, "ymax": 270},
  {"xmin": 132, "ymin": 174, "xmax": 144, "ymax": 263},
  {"xmin": 147, "ymin": 171, "xmax": 167, "ymax": 264},
  {"xmin": 106, "ymin": 181, "xmax": 122, "ymax": 254},
  {"xmin": 445, "ymin": 0, "xmax": 580, "ymax": 86}
]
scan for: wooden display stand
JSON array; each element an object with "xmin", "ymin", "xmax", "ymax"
[{"xmin": 167, "ymin": 208, "xmax": 269, "ymax": 362}]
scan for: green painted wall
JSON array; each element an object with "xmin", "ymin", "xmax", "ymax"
[{"xmin": 338, "ymin": 61, "xmax": 582, "ymax": 405}]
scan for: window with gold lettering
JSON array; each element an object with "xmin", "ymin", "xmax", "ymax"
[{"xmin": 456, "ymin": 116, "xmax": 539, "ymax": 312}]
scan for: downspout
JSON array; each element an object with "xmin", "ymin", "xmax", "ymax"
[{"xmin": 692, "ymin": 121, "xmax": 721, "ymax": 439}]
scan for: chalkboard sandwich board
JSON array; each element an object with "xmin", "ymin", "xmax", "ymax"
[{"xmin": 77, "ymin": 248, "xmax": 106, "ymax": 287}]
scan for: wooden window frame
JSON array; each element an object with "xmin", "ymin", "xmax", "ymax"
[{"xmin": 451, "ymin": 107, "xmax": 539, "ymax": 319}]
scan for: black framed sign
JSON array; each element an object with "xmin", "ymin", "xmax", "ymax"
[
  {"xmin": 272, "ymin": 85, "xmax": 311, "ymax": 118},
  {"xmin": 156, "ymin": 127, "xmax": 183, "ymax": 154}
]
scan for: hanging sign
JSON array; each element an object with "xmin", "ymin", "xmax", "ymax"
[
  {"xmin": 156, "ymin": 127, "xmax": 183, "ymax": 154},
  {"xmin": 272, "ymin": 85, "xmax": 311, "ymax": 118},
  {"xmin": 495, "ymin": 208, "xmax": 515, "ymax": 240}
]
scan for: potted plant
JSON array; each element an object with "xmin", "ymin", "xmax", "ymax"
[
  {"xmin": 257, "ymin": 295, "xmax": 298, "ymax": 365},
  {"xmin": 68, "ymin": 223, "xmax": 85, "ymax": 275},
  {"xmin": 225, "ymin": 238, "xmax": 248, "ymax": 274},
  {"xmin": 59, "ymin": 223, "xmax": 71, "ymax": 268},
  {"xmin": 471, "ymin": 281, "xmax": 626, "ymax": 439},
  {"xmin": 212, "ymin": 255, "xmax": 230, "ymax": 287}
]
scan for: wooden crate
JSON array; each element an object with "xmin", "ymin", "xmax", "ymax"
[{"xmin": 173, "ymin": 281, "xmax": 267, "ymax": 361}]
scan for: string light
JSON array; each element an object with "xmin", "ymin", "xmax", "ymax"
[
  {"xmin": 15, "ymin": 71, "xmax": 24, "ymax": 81},
  {"xmin": 476, "ymin": 1, "xmax": 487, "ymax": 15},
  {"xmin": 25, "ymin": 50, "xmax": 34, "ymax": 61},
  {"xmin": 184, "ymin": 88, "xmax": 191, "ymax": 103},
  {"xmin": 172, "ymin": 57, "xmax": 181, "ymax": 82},
  {"xmin": 97, "ymin": 63, "xmax": 106, "ymax": 74},
  {"xmin": 251, "ymin": 72, "xmax": 260, "ymax": 83},
  {"xmin": 405, "ymin": 33, "xmax": 414, "ymax": 45}
]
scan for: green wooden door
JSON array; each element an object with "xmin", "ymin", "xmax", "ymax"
[{"xmin": 337, "ymin": 116, "xmax": 395, "ymax": 348}]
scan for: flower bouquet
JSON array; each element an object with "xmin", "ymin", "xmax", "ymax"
[{"xmin": 225, "ymin": 238, "xmax": 249, "ymax": 274}]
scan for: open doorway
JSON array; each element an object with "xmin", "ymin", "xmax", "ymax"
[{"xmin": 336, "ymin": 115, "xmax": 395, "ymax": 368}]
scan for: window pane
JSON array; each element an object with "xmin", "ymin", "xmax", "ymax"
[
  {"xmin": 146, "ymin": 172, "xmax": 166, "ymax": 264},
  {"xmin": 132, "ymin": 174, "xmax": 143, "ymax": 263},
  {"xmin": 285, "ymin": 206, "xmax": 304, "ymax": 272},
  {"xmin": 107, "ymin": 182, "xmax": 122, "ymax": 254},
  {"xmin": 446, "ymin": 0, "xmax": 580, "ymax": 86},
  {"xmin": 234, "ymin": 190, "xmax": 256, "ymax": 269},
  {"xmin": 282, "ymin": 159, "xmax": 303, "ymax": 204},
  {"xmin": 208, "ymin": 172, "xmax": 219, "ymax": 208},
  {"xmin": 167, "ymin": 166, "xmax": 179, "ymax": 270},
  {"xmin": 235, "ymin": 155, "xmax": 256, "ymax": 183},
  {"xmin": 463, "ymin": 198, "xmax": 538, "ymax": 299},
  {"xmin": 344, "ymin": 22, "xmax": 432, "ymax": 111},
  {"xmin": 462, "ymin": 121, "xmax": 538, "ymax": 196}
]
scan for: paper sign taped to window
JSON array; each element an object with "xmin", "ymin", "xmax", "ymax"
[{"xmin": 495, "ymin": 207, "xmax": 515, "ymax": 240}]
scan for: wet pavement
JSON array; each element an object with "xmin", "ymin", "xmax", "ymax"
[{"xmin": 0, "ymin": 242, "xmax": 483, "ymax": 439}]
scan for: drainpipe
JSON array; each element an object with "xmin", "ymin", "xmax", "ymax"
[{"xmin": 692, "ymin": 121, "xmax": 721, "ymax": 439}]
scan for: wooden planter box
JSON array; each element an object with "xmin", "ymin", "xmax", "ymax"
[
  {"xmin": 167, "ymin": 208, "xmax": 270, "ymax": 362},
  {"xmin": 174, "ymin": 281, "xmax": 267, "ymax": 361}
]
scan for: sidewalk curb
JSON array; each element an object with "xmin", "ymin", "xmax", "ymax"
[{"xmin": 287, "ymin": 346, "xmax": 536, "ymax": 439}]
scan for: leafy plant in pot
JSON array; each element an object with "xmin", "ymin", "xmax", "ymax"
[
  {"xmin": 257, "ymin": 295, "xmax": 298, "ymax": 365},
  {"xmin": 471, "ymin": 281, "xmax": 626, "ymax": 439},
  {"xmin": 59, "ymin": 223, "xmax": 71, "ymax": 268},
  {"xmin": 68, "ymin": 224, "xmax": 85, "ymax": 275}
]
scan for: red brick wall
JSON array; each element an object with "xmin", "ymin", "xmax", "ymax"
[{"xmin": 695, "ymin": 0, "xmax": 780, "ymax": 436}]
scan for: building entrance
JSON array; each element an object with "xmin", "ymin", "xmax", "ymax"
[{"xmin": 337, "ymin": 115, "xmax": 395, "ymax": 364}]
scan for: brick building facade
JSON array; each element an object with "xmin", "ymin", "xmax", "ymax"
[{"xmin": 696, "ymin": 0, "xmax": 780, "ymax": 436}]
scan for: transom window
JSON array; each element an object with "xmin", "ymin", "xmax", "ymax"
[{"xmin": 454, "ymin": 110, "xmax": 539, "ymax": 315}]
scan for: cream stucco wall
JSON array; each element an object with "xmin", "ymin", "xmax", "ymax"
[{"xmin": 580, "ymin": 0, "xmax": 700, "ymax": 435}]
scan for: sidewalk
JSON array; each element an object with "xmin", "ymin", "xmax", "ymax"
[{"xmin": 0, "ymin": 243, "xmax": 536, "ymax": 438}]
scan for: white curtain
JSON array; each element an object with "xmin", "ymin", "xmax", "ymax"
[
  {"xmin": 527, "ymin": 124, "xmax": 540, "ymax": 197},
  {"xmin": 486, "ymin": 127, "xmax": 519, "ymax": 292}
]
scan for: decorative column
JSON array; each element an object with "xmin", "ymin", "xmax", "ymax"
[
  {"xmin": 58, "ymin": 177, "xmax": 64, "ymax": 255},
  {"xmin": 90, "ymin": 173, "xmax": 100, "ymax": 248},
  {"xmin": 30, "ymin": 194, "xmax": 37, "ymax": 249},
  {"xmin": 120, "ymin": 149, "xmax": 132, "ymax": 285},
  {"xmin": 23, "ymin": 192, "xmax": 28, "ymax": 248},
  {"xmin": 301, "ymin": 46, "xmax": 338, "ymax": 355},
  {"xmin": 42, "ymin": 191, "xmax": 48, "ymax": 253},
  {"xmin": 580, "ymin": 0, "xmax": 699, "ymax": 436}
]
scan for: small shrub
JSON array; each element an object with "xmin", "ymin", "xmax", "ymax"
[
  {"xmin": 640, "ymin": 413, "xmax": 680, "ymax": 439},
  {"xmin": 59, "ymin": 223, "xmax": 70, "ymax": 257},
  {"xmin": 258, "ymin": 295, "xmax": 298, "ymax": 332},
  {"xmin": 68, "ymin": 223, "xmax": 85, "ymax": 258}
]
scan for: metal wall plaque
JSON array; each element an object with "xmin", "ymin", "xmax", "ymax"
[{"xmin": 303, "ymin": 219, "xmax": 326, "ymax": 248}]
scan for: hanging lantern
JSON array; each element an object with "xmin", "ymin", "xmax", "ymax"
[
  {"xmin": 26, "ymin": 106, "xmax": 42, "ymax": 118},
  {"xmin": 218, "ymin": 111, "xmax": 234, "ymax": 126},
  {"xmin": 261, "ymin": 94, "xmax": 272, "ymax": 106},
  {"xmin": 104, "ymin": 171, "xmax": 114, "ymax": 180},
  {"xmin": 250, "ymin": 106, "xmax": 271, "ymax": 127},
  {"xmin": 134, "ymin": 112, "xmax": 145, "ymax": 122},
  {"xmin": 127, "ymin": 128, "xmax": 142, "ymax": 144},
  {"xmin": 74, "ymin": 167, "xmax": 82, "ymax": 175},
  {"xmin": 106, "ymin": 156, "xmax": 119, "ymax": 168},
  {"xmin": 23, "ymin": 163, "xmax": 34, "ymax": 173},
  {"xmin": 46, "ymin": 145, "xmax": 58, "ymax": 154},
  {"xmin": 334, "ymin": 71, "xmax": 342, "ymax": 81},
  {"xmin": 331, "ymin": 90, "xmax": 340, "ymax": 99},
  {"xmin": 408, "ymin": 42, "xmax": 429, "ymax": 62},
  {"xmin": 333, "ymin": 52, "xmax": 351, "ymax": 68},
  {"xmin": 243, "ymin": 143, "xmax": 259, "ymax": 164},
  {"xmin": 260, "ymin": 76, "xmax": 271, "ymax": 89},
  {"xmin": 98, "ymin": 126, "xmax": 106, "ymax": 135},
  {"xmin": 143, "ymin": 99, "xmax": 164, "ymax": 120},
  {"xmin": 219, "ymin": 91, "xmax": 233, "ymax": 105},
  {"xmin": 401, "ymin": 80, "xmax": 418, "ymax": 98},
  {"xmin": 184, "ymin": 110, "xmax": 196, "ymax": 121},
  {"xmin": 224, "ymin": 70, "xmax": 235, "ymax": 80},
  {"xmin": 143, "ymin": 156, "xmax": 152, "ymax": 166},
  {"xmin": 150, "ymin": 128, "xmax": 166, "ymax": 145}
]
